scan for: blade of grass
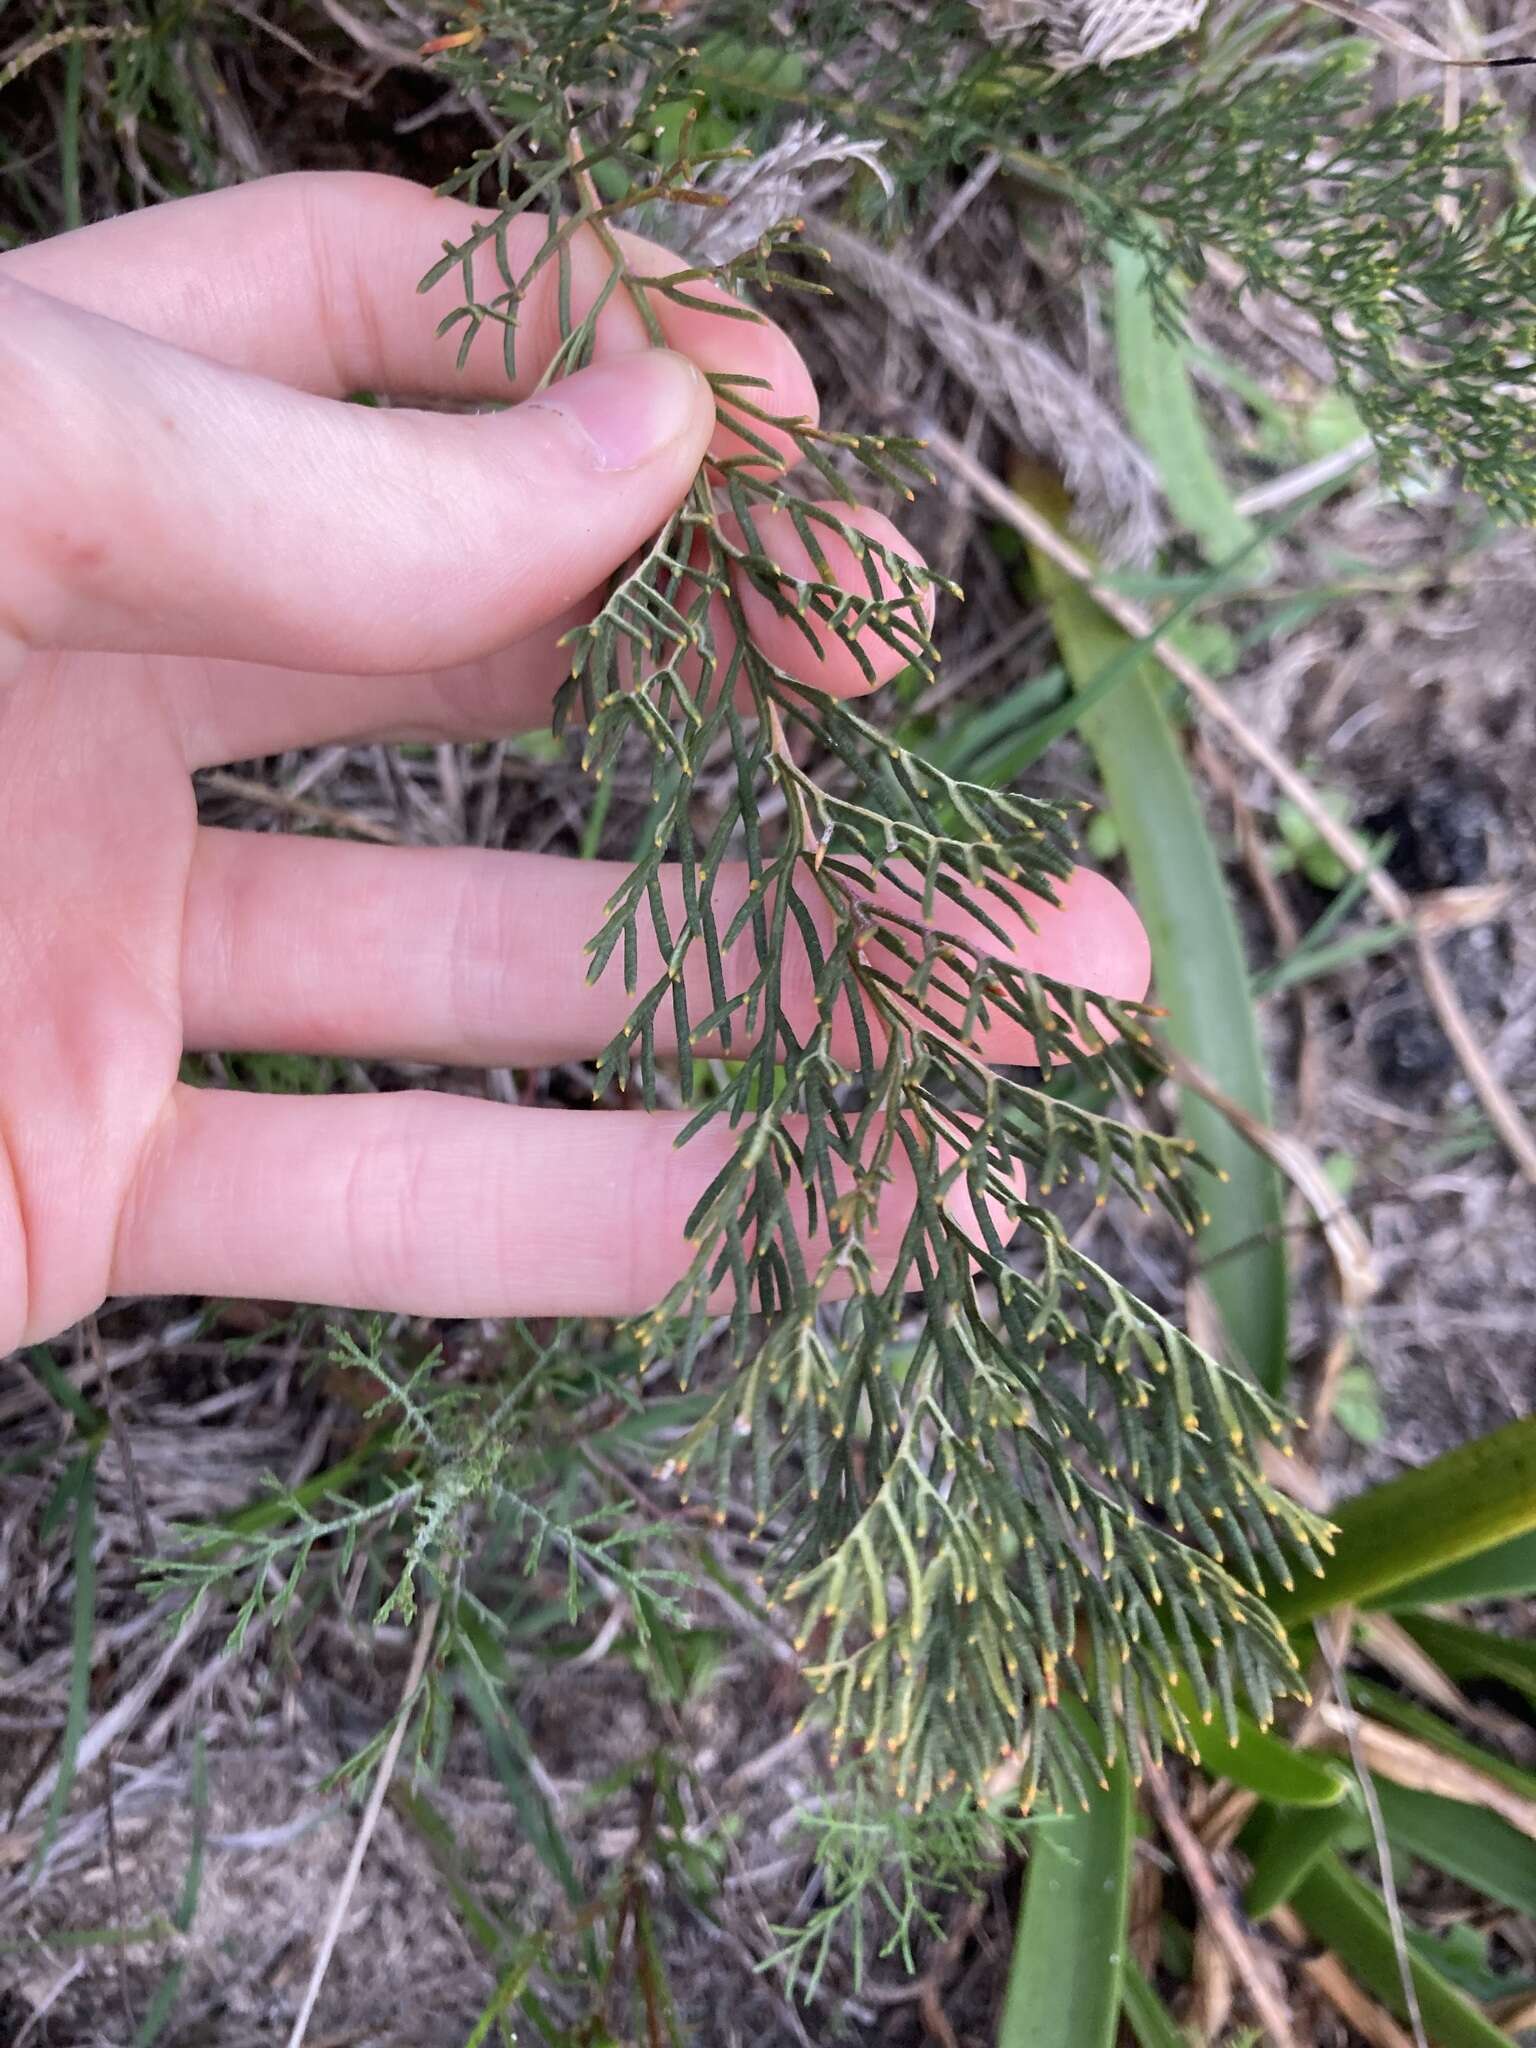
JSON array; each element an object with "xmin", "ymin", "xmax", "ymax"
[
  {"xmin": 1370, "ymin": 1779, "xmax": 1536, "ymax": 1918},
  {"xmin": 1000, "ymin": 1716, "xmax": 1133, "ymax": 2048},
  {"xmin": 464, "ymin": 1950, "xmax": 539, "ymax": 2048},
  {"xmin": 1272, "ymin": 1416, "xmax": 1536, "ymax": 1625},
  {"xmin": 1398, "ymin": 1616, "xmax": 1536, "ymax": 1711},
  {"xmin": 915, "ymin": 665, "xmax": 1069, "ymax": 779},
  {"xmin": 392, "ymin": 1781, "xmax": 518, "ymax": 1960},
  {"xmin": 32, "ymin": 1450, "xmax": 98, "ymax": 1879},
  {"xmin": 0, "ymin": 1918, "xmax": 174, "ymax": 1956},
  {"xmin": 1122, "ymin": 1954, "xmax": 1193, "ymax": 2048},
  {"xmin": 133, "ymin": 1967, "xmax": 186, "ymax": 2048},
  {"xmin": 1382, "ymin": 1531, "xmax": 1536, "ymax": 1608},
  {"xmin": 992, "ymin": 486, "xmax": 1316, "ymax": 783},
  {"xmin": 1111, "ymin": 242, "xmax": 1265, "ymax": 570},
  {"xmin": 60, "ymin": 35, "xmax": 83, "ymax": 233},
  {"xmin": 1014, "ymin": 467, "xmax": 1287, "ymax": 1390},
  {"xmin": 1288, "ymin": 1853, "xmax": 1517, "ymax": 2048},
  {"xmin": 1244, "ymin": 1802, "xmax": 1358, "ymax": 1918},
  {"xmin": 27, "ymin": 1345, "xmax": 107, "ymax": 1440},
  {"xmin": 457, "ymin": 1656, "xmax": 583, "ymax": 1910},
  {"xmin": 134, "ymin": 1735, "xmax": 209, "ymax": 2046},
  {"xmin": 1254, "ymin": 918, "xmax": 1413, "ymax": 997}
]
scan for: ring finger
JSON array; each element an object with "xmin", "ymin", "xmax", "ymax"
[{"xmin": 119, "ymin": 840, "xmax": 1148, "ymax": 1320}]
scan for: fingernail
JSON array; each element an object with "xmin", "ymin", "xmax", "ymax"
[{"xmin": 527, "ymin": 350, "xmax": 705, "ymax": 473}]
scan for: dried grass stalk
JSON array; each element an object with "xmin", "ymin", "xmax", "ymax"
[{"xmin": 975, "ymin": 0, "xmax": 1207, "ymax": 67}]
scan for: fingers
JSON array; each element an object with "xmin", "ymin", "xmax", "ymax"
[
  {"xmin": 164, "ymin": 610, "xmax": 591, "ymax": 769},
  {"xmin": 720, "ymin": 504, "xmax": 934, "ymax": 701},
  {"xmin": 180, "ymin": 831, "xmax": 1151, "ymax": 1068},
  {"xmin": 110, "ymin": 1086, "xmax": 1013, "ymax": 1320},
  {"xmin": 0, "ymin": 170, "xmax": 818, "ymax": 467},
  {"xmin": 0, "ymin": 275, "xmax": 714, "ymax": 673},
  {"xmin": 162, "ymin": 501, "xmax": 926, "ymax": 766}
]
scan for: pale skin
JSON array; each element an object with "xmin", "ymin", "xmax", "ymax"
[{"xmin": 0, "ymin": 172, "xmax": 1150, "ymax": 1356}]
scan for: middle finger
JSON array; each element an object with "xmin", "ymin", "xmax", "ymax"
[
  {"xmin": 181, "ymin": 830, "xmax": 1151, "ymax": 1070},
  {"xmin": 162, "ymin": 502, "xmax": 926, "ymax": 768}
]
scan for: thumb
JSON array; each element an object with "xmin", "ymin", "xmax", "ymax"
[{"xmin": 0, "ymin": 276, "xmax": 714, "ymax": 675}]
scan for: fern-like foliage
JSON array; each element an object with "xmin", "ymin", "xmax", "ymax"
[
  {"xmin": 682, "ymin": 20, "xmax": 1536, "ymax": 518},
  {"xmin": 416, "ymin": 0, "xmax": 1340, "ymax": 1818}
]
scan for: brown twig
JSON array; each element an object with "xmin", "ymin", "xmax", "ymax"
[
  {"xmin": 1163, "ymin": 1047, "xmax": 1378, "ymax": 1316},
  {"xmin": 283, "ymin": 1599, "xmax": 440, "ymax": 2048},
  {"xmin": 1191, "ymin": 1914, "xmax": 1236, "ymax": 2043},
  {"xmin": 1269, "ymin": 1904, "xmax": 1417, "ymax": 2048},
  {"xmin": 924, "ymin": 424, "xmax": 1536, "ymax": 1186},
  {"xmin": 1315, "ymin": 1617, "xmax": 1429, "ymax": 2048},
  {"xmin": 198, "ymin": 771, "xmax": 403, "ymax": 844},
  {"xmin": 1143, "ymin": 1767, "xmax": 1299, "ymax": 2047}
]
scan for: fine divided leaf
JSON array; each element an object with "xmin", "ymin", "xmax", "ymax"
[{"xmin": 419, "ymin": 0, "xmax": 1329, "ymax": 1821}]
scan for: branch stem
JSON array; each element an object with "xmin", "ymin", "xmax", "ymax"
[{"xmin": 283, "ymin": 1599, "xmax": 440, "ymax": 2048}]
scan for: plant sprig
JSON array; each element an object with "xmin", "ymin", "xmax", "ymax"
[{"xmin": 419, "ymin": 0, "xmax": 1329, "ymax": 1817}]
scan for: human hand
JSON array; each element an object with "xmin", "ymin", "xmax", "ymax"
[{"xmin": 0, "ymin": 172, "xmax": 1149, "ymax": 1353}]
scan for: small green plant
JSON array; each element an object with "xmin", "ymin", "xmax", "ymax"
[{"xmin": 416, "ymin": 0, "xmax": 1339, "ymax": 1829}]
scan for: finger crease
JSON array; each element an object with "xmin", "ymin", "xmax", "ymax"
[{"xmin": 0, "ymin": 1092, "xmax": 34, "ymax": 1348}]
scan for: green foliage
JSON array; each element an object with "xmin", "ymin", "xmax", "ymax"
[
  {"xmin": 1244, "ymin": 1802, "xmax": 1358, "ymax": 1918},
  {"xmin": 773, "ymin": 1785, "xmax": 1033, "ymax": 1991},
  {"xmin": 1398, "ymin": 1613, "xmax": 1536, "ymax": 1710},
  {"xmin": 1000, "ymin": 1708, "xmax": 1132, "ymax": 2048},
  {"xmin": 1162, "ymin": 1668, "xmax": 1350, "ymax": 1807},
  {"xmin": 415, "ymin": 0, "xmax": 1329, "ymax": 1827},
  {"xmin": 141, "ymin": 1324, "xmax": 688, "ymax": 1656},
  {"xmin": 1204, "ymin": 1436, "xmax": 1536, "ymax": 2037},
  {"xmin": 1289, "ymin": 1852, "xmax": 1517, "ymax": 2048},
  {"xmin": 1017, "ymin": 471, "xmax": 1288, "ymax": 1391},
  {"xmin": 1273, "ymin": 1414, "xmax": 1536, "ymax": 1624},
  {"xmin": 1384, "ymin": 1529, "xmax": 1536, "ymax": 1608},
  {"xmin": 1370, "ymin": 1778, "xmax": 1536, "ymax": 1921},
  {"xmin": 32, "ymin": 1448, "xmax": 99, "ymax": 1880},
  {"xmin": 1060, "ymin": 54, "xmax": 1536, "ymax": 518},
  {"xmin": 1110, "ymin": 241, "xmax": 1260, "ymax": 570},
  {"xmin": 758, "ymin": 26, "xmax": 1536, "ymax": 517},
  {"xmin": 1121, "ymin": 1955, "xmax": 1194, "ymax": 2048}
]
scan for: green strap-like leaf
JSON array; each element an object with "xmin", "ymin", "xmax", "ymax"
[
  {"xmin": 1289, "ymin": 1853, "xmax": 1517, "ymax": 2048},
  {"xmin": 1273, "ymin": 1416, "xmax": 1536, "ymax": 1624},
  {"xmin": 1121, "ymin": 1955, "xmax": 1193, "ymax": 2048},
  {"xmin": 1000, "ymin": 1725, "xmax": 1133, "ymax": 2048},
  {"xmin": 1244, "ymin": 1800, "xmax": 1358, "ymax": 1918},
  {"xmin": 1111, "ymin": 243, "xmax": 1265, "ymax": 571},
  {"xmin": 1165, "ymin": 1670, "xmax": 1351, "ymax": 1807},
  {"xmin": 31, "ymin": 1450, "xmax": 98, "ymax": 1880},
  {"xmin": 1383, "ymin": 1529, "xmax": 1536, "ymax": 1609},
  {"xmin": 1398, "ymin": 1614, "xmax": 1536, "ymax": 1711},
  {"xmin": 1369, "ymin": 1779, "xmax": 1536, "ymax": 1920},
  {"xmin": 1016, "ymin": 470, "xmax": 1287, "ymax": 1391}
]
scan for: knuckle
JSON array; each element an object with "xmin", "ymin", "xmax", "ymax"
[{"xmin": 0, "ymin": 281, "xmax": 117, "ymax": 653}]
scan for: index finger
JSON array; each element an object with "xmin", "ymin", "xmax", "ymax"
[{"xmin": 0, "ymin": 170, "xmax": 818, "ymax": 465}]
